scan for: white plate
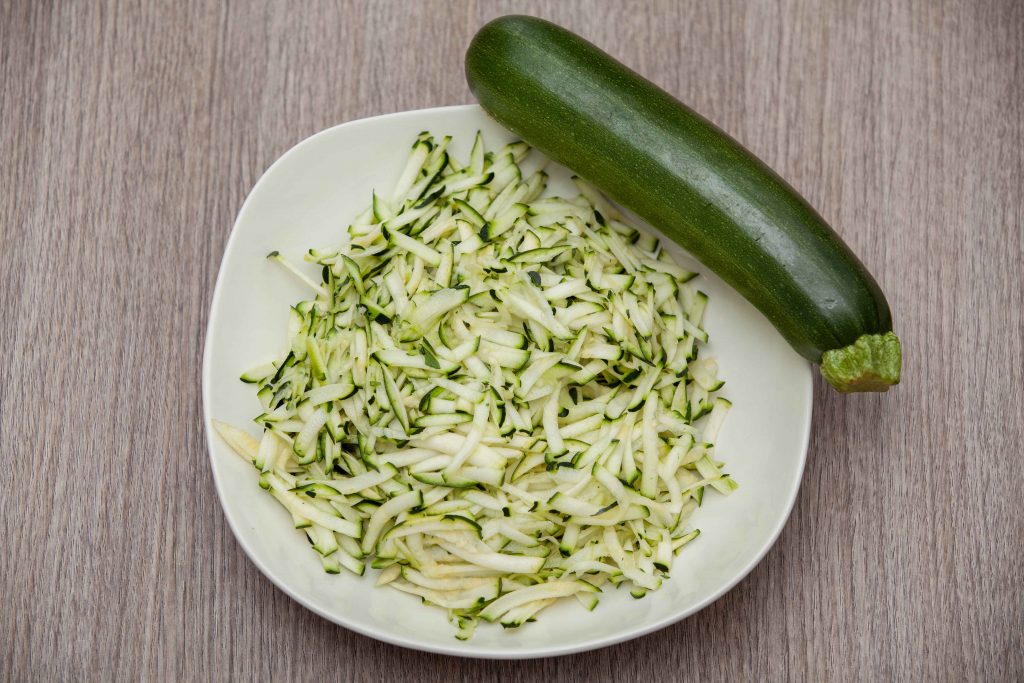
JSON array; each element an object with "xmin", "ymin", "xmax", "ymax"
[{"xmin": 203, "ymin": 104, "xmax": 812, "ymax": 658}]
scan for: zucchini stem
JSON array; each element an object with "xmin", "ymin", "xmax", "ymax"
[{"xmin": 820, "ymin": 332, "xmax": 902, "ymax": 393}]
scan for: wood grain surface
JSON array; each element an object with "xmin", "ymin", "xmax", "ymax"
[{"xmin": 2, "ymin": 0, "xmax": 1021, "ymax": 680}]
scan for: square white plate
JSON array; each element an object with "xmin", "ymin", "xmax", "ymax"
[{"xmin": 202, "ymin": 104, "xmax": 812, "ymax": 658}]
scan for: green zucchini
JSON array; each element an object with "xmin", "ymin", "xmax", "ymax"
[{"xmin": 465, "ymin": 15, "xmax": 901, "ymax": 392}]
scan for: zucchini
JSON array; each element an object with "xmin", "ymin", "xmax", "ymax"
[
  {"xmin": 217, "ymin": 130, "xmax": 738, "ymax": 640},
  {"xmin": 466, "ymin": 15, "xmax": 901, "ymax": 392}
]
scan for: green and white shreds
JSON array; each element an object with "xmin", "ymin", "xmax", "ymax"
[{"xmin": 215, "ymin": 131, "xmax": 734, "ymax": 639}]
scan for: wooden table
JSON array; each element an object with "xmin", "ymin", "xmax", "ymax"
[{"xmin": 3, "ymin": 1, "xmax": 1021, "ymax": 680}]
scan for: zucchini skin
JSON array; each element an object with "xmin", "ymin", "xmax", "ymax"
[{"xmin": 465, "ymin": 16, "xmax": 892, "ymax": 364}]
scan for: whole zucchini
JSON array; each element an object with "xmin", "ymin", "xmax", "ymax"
[{"xmin": 465, "ymin": 16, "xmax": 901, "ymax": 392}]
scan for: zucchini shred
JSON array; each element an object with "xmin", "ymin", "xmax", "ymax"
[{"xmin": 215, "ymin": 131, "xmax": 736, "ymax": 639}]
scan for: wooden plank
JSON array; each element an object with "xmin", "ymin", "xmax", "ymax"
[{"xmin": 1, "ymin": 0, "xmax": 1020, "ymax": 680}]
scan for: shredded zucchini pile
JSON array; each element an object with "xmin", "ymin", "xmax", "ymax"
[{"xmin": 215, "ymin": 131, "xmax": 734, "ymax": 638}]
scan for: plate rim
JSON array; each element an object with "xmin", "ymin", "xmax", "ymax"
[{"xmin": 202, "ymin": 103, "xmax": 813, "ymax": 659}]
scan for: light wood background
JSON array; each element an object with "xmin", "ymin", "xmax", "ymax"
[{"xmin": 2, "ymin": 0, "xmax": 1021, "ymax": 680}]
